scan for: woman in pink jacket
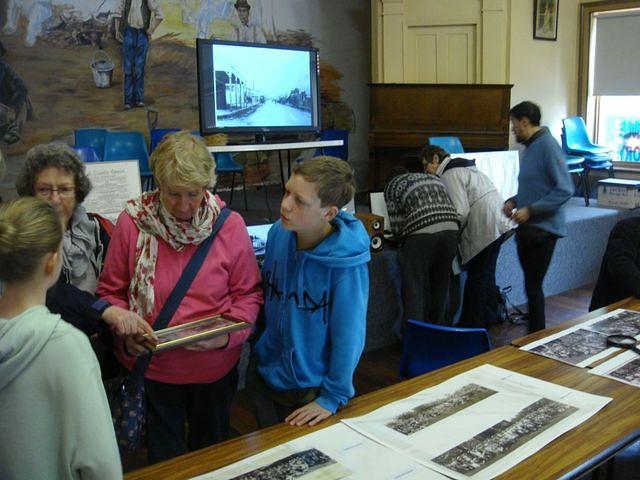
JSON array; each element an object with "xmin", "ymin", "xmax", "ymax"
[{"xmin": 97, "ymin": 131, "xmax": 262, "ymax": 463}]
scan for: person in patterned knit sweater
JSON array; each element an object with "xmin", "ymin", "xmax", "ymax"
[{"xmin": 384, "ymin": 164, "xmax": 459, "ymax": 326}]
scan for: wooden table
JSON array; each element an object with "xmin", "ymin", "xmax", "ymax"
[
  {"xmin": 511, "ymin": 297, "xmax": 640, "ymax": 348},
  {"xmin": 125, "ymin": 345, "xmax": 640, "ymax": 480}
]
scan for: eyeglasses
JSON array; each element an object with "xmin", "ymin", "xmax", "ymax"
[{"xmin": 35, "ymin": 186, "xmax": 76, "ymax": 198}]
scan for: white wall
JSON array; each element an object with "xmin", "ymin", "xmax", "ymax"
[{"xmin": 507, "ymin": 0, "xmax": 582, "ymax": 146}]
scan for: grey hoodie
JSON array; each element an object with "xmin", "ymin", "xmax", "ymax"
[{"xmin": 0, "ymin": 306, "xmax": 121, "ymax": 480}]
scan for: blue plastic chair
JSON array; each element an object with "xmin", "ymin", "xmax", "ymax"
[
  {"xmin": 150, "ymin": 128, "xmax": 180, "ymax": 153},
  {"xmin": 399, "ymin": 319, "xmax": 491, "ymax": 379},
  {"xmin": 561, "ymin": 120, "xmax": 614, "ymax": 199},
  {"xmin": 213, "ymin": 153, "xmax": 247, "ymax": 211},
  {"xmin": 73, "ymin": 146, "xmax": 100, "ymax": 163},
  {"xmin": 428, "ymin": 136, "xmax": 465, "ymax": 154},
  {"xmin": 75, "ymin": 128, "xmax": 107, "ymax": 161},
  {"xmin": 565, "ymin": 154, "xmax": 590, "ymax": 207},
  {"xmin": 562, "ymin": 117, "xmax": 612, "ymax": 157},
  {"xmin": 314, "ymin": 129, "xmax": 349, "ymax": 160},
  {"xmin": 103, "ymin": 131, "xmax": 153, "ymax": 191}
]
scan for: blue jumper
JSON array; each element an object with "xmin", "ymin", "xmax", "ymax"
[
  {"xmin": 255, "ymin": 211, "xmax": 371, "ymax": 413},
  {"xmin": 514, "ymin": 127, "xmax": 574, "ymax": 237}
]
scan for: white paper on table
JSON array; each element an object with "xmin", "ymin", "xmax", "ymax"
[
  {"xmin": 521, "ymin": 309, "xmax": 640, "ymax": 367},
  {"xmin": 191, "ymin": 423, "xmax": 447, "ymax": 480},
  {"xmin": 456, "ymin": 151, "xmax": 520, "ymax": 200},
  {"xmin": 342, "ymin": 364, "xmax": 611, "ymax": 480},
  {"xmin": 590, "ymin": 350, "xmax": 640, "ymax": 388}
]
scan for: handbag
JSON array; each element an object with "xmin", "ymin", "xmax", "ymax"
[{"xmin": 105, "ymin": 208, "xmax": 231, "ymax": 454}]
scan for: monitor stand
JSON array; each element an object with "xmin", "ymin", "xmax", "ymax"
[{"xmin": 255, "ymin": 134, "xmax": 268, "ymax": 144}]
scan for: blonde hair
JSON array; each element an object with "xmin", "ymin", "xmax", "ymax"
[
  {"xmin": 0, "ymin": 197, "xmax": 63, "ymax": 283},
  {"xmin": 150, "ymin": 131, "xmax": 215, "ymax": 189},
  {"xmin": 292, "ymin": 156, "xmax": 356, "ymax": 208}
]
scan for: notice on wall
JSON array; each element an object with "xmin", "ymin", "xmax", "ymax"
[
  {"xmin": 82, "ymin": 160, "xmax": 142, "ymax": 223},
  {"xmin": 342, "ymin": 364, "xmax": 610, "ymax": 480}
]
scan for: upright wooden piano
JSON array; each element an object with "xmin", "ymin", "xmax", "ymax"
[{"xmin": 369, "ymin": 83, "xmax": 513, "ymax": 189}]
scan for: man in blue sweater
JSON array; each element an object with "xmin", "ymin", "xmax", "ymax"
[
  {"xmin": 503, "ymin": 101, "xmax": 573, "ymax": 332},
  {"xmin": 249, "ymin": 156, "xmax": 370, "ymax": 427}
]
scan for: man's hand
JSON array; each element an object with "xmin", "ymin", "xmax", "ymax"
[
  {"xmin": 102, "ymin": 305, "xmax": 156, "ymax": 339},
  {"xmin": 502, "ymin": 199, "xmax": 516, "ymax": 218},
  {"xmin": 512, "ymin": 207, "xmax": 531, "ymax": 224},
  {"xmin": 114, "ymin": 18, "xmax": 124, "ymax": 43},
  {"xmin": 124, "ymin": 333, "xmax": 156, "ymax": 356},
  {"xmin": 185, "ymin": 334, "xmax": 229, "ymax": 351},
  {"xmin": 285, "ymin": 401, "xmax": 332, "ymax": 427}
]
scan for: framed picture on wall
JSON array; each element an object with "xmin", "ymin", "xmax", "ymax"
[{"xmin": 533, "ymin": 0, "xmax": 559, "ymax": 41}]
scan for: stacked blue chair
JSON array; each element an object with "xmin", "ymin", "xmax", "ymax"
[
  {"xmin": 75, "ymin": 128, "xmax": 107, "ymax": 161},
  {"xmin": 103, "ymin": 131, "xmax": 153, "ymax": 191},
  {"xmin": 73, "ymin": 146, "xmax": 100, "ymax": 163},
  {"xmin": 428, "ymin": 136, "xmax": 465, "ymax": 154},
  {"xmin": 213, "ymin": 153, "xmax": 248, "ymax": 211},
  {"xmin": 399, "ymin": 319, "xmax": 491, "ymax": 379},
  {"xmin": 564, "ymin": 153, "xmax": 590, "ymax": 207},
  {"xmin": 562, "ymin": 117, "xmax": 614, "ymax": 197},
  {"xmin": 314, "ymin": 129, "xmax": 349, "ymax": 160},
  {"xmin": 150, "ymin": 128, "xmax": 180, "ymax": 153}
]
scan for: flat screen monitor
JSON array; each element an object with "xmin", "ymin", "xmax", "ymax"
[{"xmin": 196, "ymin": 39, "xmax": 321, "ymax": 136}]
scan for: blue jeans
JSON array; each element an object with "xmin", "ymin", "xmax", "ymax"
[{"xmin": 122, "ymin": 26, "xmax": 148, "ymax": 105}]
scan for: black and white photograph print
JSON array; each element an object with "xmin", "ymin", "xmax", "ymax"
[
  {"xmin": 386, "ymin": 384, "xmax": 497, "ymax": 436},
  {"xmin": 609, "ymin": 357, "xmax": 640, "ymax": 387},
  {"xmin": 529, "ymin": 328, "xmax": 610, "ymax": 365},
  {"xmin": 229, "ymin": 448, "xmax": 351, "ymax": 480},
  {"xmin": 589, "ymin": 310, "xmax": 640, "ymax": 338},
  {"xmin": 432, "ymin": 398, "xmax": 578, "ymax": 475}
]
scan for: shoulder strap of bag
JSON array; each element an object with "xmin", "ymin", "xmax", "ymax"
[{"xmin": 132, "ymin": 208, "xmax": 231, "ymax": 374}]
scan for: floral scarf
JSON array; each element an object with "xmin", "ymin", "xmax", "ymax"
[{"xmin": 124, "ymin": 189, "xmax": 220, "ymax": 318}]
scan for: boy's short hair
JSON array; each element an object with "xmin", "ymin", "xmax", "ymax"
[
  {"xmin": 292, "ymin": 156, "xmax": 356, "ymax": 208},
  {"xmin": 510, "ymin": 101, "xmax": 541, "ymax": 126}
]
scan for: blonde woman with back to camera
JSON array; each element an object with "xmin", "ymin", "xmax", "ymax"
[{"xmin": 0, "ymin": 197, "xmax": 121, "ymax": 480}]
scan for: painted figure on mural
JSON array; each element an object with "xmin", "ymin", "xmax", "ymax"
[
  {"xmin": 232, "ymin": 0, "xmax": 266, "ymax": 43},
  {"xmin": 0, "ymin": 41, "xmax": 32, "ymax": 145},
  {"xmin": 3, "ymin": 0, "xmax": 53, "ymax": 47},
  {"xmin": 114, "ymin": 0, "xmax": 164, "ymax": 110}
]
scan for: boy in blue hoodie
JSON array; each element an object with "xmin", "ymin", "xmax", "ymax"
[{"xmin": 249, "ymin": 156, "xmax": 371, "ymax": 428}]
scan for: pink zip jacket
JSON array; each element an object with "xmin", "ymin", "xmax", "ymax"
[{"xmin": 96, "ymin": 202, "xmax": 262, "ymax": 384}]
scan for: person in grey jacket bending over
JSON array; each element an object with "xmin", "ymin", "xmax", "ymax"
[
  {"xmin": 423, "ymin": 146, "xmax": 515, "ymax": 328},
  {"xmin": 504, "ymin": 101, "xmax": 573, "ymax": 332}
]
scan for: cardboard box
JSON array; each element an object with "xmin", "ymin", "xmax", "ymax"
[{"xmin": 598, "ymin": 179, "xmax": 640, "ymax": 209}]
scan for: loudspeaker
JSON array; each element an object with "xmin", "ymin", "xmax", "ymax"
[{"xmin": 355, "ymin": 212, "xmax": 384, "ymax": 252}]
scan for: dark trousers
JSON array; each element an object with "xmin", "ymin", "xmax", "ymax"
[
  {"xmin": 459, "ymin": 236, "xmax": 504, "ymax": 328},
  {"xmin": 123, "ymin": 26, "xmax": 148, "ymax": 105},
  {"xmin": 245, "ymin": 358, "xmax": 318, "ymax": 429},
  {"xmin": 398, "ymin": 230, "xmax": 459, "ymax": 325},
  {"xmin": 516, "ymin": 226, "xmax": 558, "ymax": 333},
  {"xmin": 144, "ymin": 367, "xmax": 238, "ymax": 464}
]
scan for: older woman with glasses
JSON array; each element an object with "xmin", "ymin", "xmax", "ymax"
[{"xmin": 15, "ymin": 142, "xmax": 153, "ymax": 341}]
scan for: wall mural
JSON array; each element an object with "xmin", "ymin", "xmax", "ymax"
[{"xmin": 0, "ymin": 0, "xmax": 367, "ymax": 186}]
